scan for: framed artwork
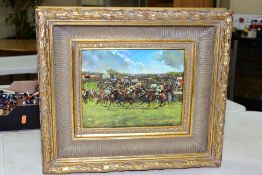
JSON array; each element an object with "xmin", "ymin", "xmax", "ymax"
[
  {"xmin": 36, "ymin": 7, "xmax": 232, "ymax": 174},
  {"xmin": 81, "ymin": 49, "xmax": 184, "ymax": 128}
]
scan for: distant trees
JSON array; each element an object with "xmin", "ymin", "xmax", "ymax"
[
  {"xmin": 106, "ymin": 69, "xmax": 118, "ymax": 77},
  {"xmin": 167, "ymin": 72, "xmax": 184, "ymax": 77},
  {"xmin": 106, "ymin": 69, "xmax": 183, "ymax": 79},
  {"xmin": 106, "ymin": 69, "xmax": 122, "ymax": 78},
  {"xmin": 107, "ymin": 69, "xmax": 131, "ymax": 79}
]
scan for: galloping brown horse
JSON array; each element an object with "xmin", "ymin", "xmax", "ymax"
[
  {"xmin": 140, "ymin": 86, "xmax": 175, "ymax": 109},
  {"xmin": 107, "ymin": 89, "xmax": 124, "ymax": 109},
  {"xmin": 96, "ymin": 91, "xmax": 109, "ymax": 106},
  {"xmin": 156, "ymin": 86, "xmax": 175, "ymax": 108},
  {"xmin": 140, "ymin": 90, "xmax": 157, "ymax": 107},
  {"xmin": 122, "ymin": 88, "xmax": 141, "ymax": 108}
]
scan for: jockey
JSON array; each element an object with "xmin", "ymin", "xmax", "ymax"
[
  {"xmin": 150, "ymin": 84, "xmax": 157, "ymax": 91},
  {"xmin": 127, "ymin": 85, "xmax": 135, "ymax": 95},
  {"xmin": 82, "ymin": 89, "xmax": 87, "ymax": 97},
  {"xmin": 136, "ymin": 82, "xmax": 142, "ymax": 87},
  {"xmin": 156, "ymin": 84, "xmax": 164, "ymax": 95},
  {"xmin": 105, "ymin": 87, "xmax": 111, "ymax": 95}
]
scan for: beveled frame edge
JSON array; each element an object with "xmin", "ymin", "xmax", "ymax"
[
  {"xmin": 36, "ymin": 7, "xmax": 233, "ymax": 174},
  {"xmin": 72, "ymin": 40, "xmax": 195, "ymax": 139}
]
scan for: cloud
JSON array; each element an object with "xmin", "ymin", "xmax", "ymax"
[
  {"xmin": 137, "ymin": 62, "xmax": 145, "ymax": 68},
  {"xmin": 82, "ymin": 50, "xmax": 134, "ymax": 73},
  {"xmin": 124, "ymin": 58, "xmax": 132, "ymax": 64},
  {"xmin": 82, "ymin": 49, "xmax": 184, "ymax": 74},
  {"xmin": 155, "ymin": 50, "xmax": 184, "ymax": 71}
]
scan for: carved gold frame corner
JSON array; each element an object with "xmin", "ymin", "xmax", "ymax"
[{"xmin": 36, "ymin": 7, "xmax": 232, "ymax": 174}]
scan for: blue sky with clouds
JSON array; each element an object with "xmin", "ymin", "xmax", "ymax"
[{"xmin": 82, "ymin": 49, "xmax": 184, "ymax": 74}]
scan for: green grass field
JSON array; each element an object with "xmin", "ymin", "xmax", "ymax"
[{"xmin": 83, "ymin": 100, "xmax": 182, "ymax": 128}]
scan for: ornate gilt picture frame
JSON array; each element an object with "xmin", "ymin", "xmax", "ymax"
[{"xmin": 36, "ymin": 7, "xmax": 232, "ymax": 174}]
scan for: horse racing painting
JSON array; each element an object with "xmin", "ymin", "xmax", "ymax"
[{"xmin": 81, "ymin": 49, "xmax": 184, "ymax": 128}]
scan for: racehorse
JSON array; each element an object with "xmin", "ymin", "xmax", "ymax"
[
  {"xmin": 107, "ymin": 89, "xmax": 125, "ymax": 109},
  {"xmin": 96, "ymin": 91, "xmax": 109, "ymax": 106},
  {"xmin": 121, "ymin": 88, "xmax": 140, "ymax": 108},
  {"xmin": 139, "ymin": 86, "xmax": 175, "ymax": 109},
  {"xmin": 156, "ymin": 86, "xmax": 175, "ymax": 108},
  {"xmin": 139, "ymin": 90, "xmax": 157, "ymax": 107},
  {"xmin": 165, "ymin": 85, "xmax": 176, "ymax": 104},
  {"xmin": 82, "ymin": 89, "xmax": 96, "ymax": 103},
  {"xmin": 88, "ymin": 89, "xmax": 97, "ymax": 101},
  {"xmin": 82, "ymin": 90, "xmax": 88, "ymax": 103}
]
